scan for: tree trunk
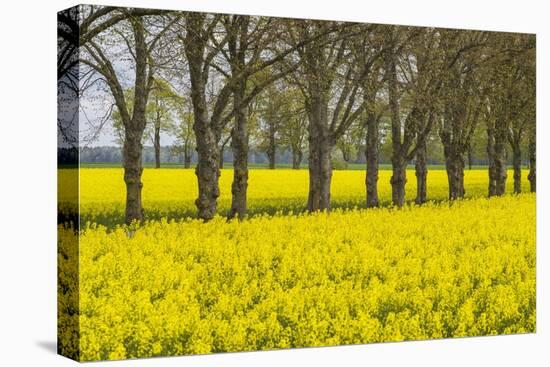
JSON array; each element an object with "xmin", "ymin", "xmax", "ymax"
[
  {"xmin": 154, "ymin": 122, "xmax": 161, "ymax": 169},
  {"xmin": 487, "ymin": 126, "xmax": 497, "ymax": 196},
  {"xmin": 267, "ymin": 127, "xmax": 276, "ymax": 169},
  {"xmin": 307, "ymin": 93, "xmax": 332, "ymax": 212},
  {"xmin": 388, "ymin": 121, "xmax": 408, "ymax": 207},
  {"xmin": 219, "ymin": 146, "xmax": 225, "ymax": 169},
  {"xmin": 229, "ymin": 82, "xmax": 249, "ymax": 219},
  {"xmin": 386, "ymin": 49, "xmax": 407, "ymax": 208},
  {"xmin": 528, "ymin": 134, "xmax": 536, "ymax": 192},
  {"xmin": 183, "ymin": 14, "xmax": 224, "ymax": 221},
  {"xmin": 444, "ymin": 148, "xmax": 465, "ymax": 200},
  {"xmin": 365, "ymin": 102, "xmax": 379, "ymax": 208},
  {"xmin": 512, "ymin": 142, "xmax": 522, "ymax": 194},
  {"xmin": 342, "ymin": 148, "xmax": 350, "ymax": 163},
  {"xmin": 390, "ymin": 156, "xmax": 407, "ymax": 207},
  {"xmin": 184, "ymin": 148, "xmax": 191, "ymax": 169},
  {"xmin": 467, "ymin": 144, "xmax": 473, "ymax": 170},
  {"xmin": 292, "ymin": 148, "xmax": 302, "ymax": 169},
  {"xmin": 87, "ymin": 16, "xmax": 150, "ymax": 225},
  {"xmin": 187, "ymin": 61, "xmax": 220, "ymax": 220},
  {"xmin": 494, "ymin": 129, "xmax": 508, "ymax": 196},
  {"xmin": 307, "ymin": 139, "xmax": 332, "ymax": 212},
  {"xmin": 122, "ymin": 17, "xmax": 149, "ymax": 225},
  {"xmin": 123, "ymin": 129, "xmax": 144, "ymax": 224},
  {"xmin": 193, "ymin": 127, "xmax": 220, "ymax": 220},
  {"xmin": 415, "ymin": 140, "xmax": 428, "ymax": 204}
]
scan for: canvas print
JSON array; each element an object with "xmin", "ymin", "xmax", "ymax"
[{"xmin": 57, "ymin": 4, "xmax": 536, "ymax": 362}]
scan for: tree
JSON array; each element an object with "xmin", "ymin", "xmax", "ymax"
[
  {"xmin": 485, "ymin": 33, "xmax": 535, "ymax": 196},
  {"xmin": 384, "ymin": 35, "xmax": 410, "ymax": 207},
  {"xmin": 180, "ymin": 14, "xmax": 274, "ymax": 219},
  {"xmin": 58, "ymin": 6, "xmax": 170, "ymax": 81},
  {"xmin": 171, "ymin": 102, "xmax": 195, "ymax": 168},
  {"xmin": 400, "ymin": 28, "xmax": 443, "ymax": 204},
  {"xmin": 57, "ymin": 7, "xmax": 80, "ymax": 155},
  {"xmin": 111, "ymin": 79, "xmax": 180, "ymax": 169},
  {"xmin": 145, "ymin": 78, "xmax": 180, "ymax": 168},
  {"xmin": 437, "ymin": 29, "xmax": 487, "ymax": 200},
  {"xmin": 257, "ymin": 81, "xmax": 288, "ymax": 169},
  {"xmin": 219, "ymin": 131, "xmax": 232, "ymax": 169},
  {"xmin": 277, "ymin": 83, "xmax": 308, "ymax": 170},
  {"xmin": 363, "ymin": 82, "xmax": 386, "ymax": 207},
  {"xmin": 58, "ymin": 6, "xmax": 119, "ymax": 81},
  {"xmin": 219, "ymin": 15, "xmax": 313, "ymax": 218},
  {"xmin": 282, "ymin": 112, "xmax": 308, "ymax": 169},
  {"xmin": 179, "ymin": 13, "xmax": 231, "ymax": 220},
  {"xmin": 505, "ymin": 37, "xmax": 535, "ymax": 193},
  {"xmin": 180, "ymin": 13, "xmax": 327, "ymax": 219},
  {"xmin": 293, "ymin": 21, "xmax": 374, "ymax": 211},
  {"xmin": 81, "ymin": 9, "xmax": 175, "ymax": 224},
  {"xmin": 256, "ymin": 80, "xmax": 307, "ymax": 170},
  {"xmin": 352, "ymin": 27, "xmax": 386, "ymax": 208},
  {"xmin": 110, "ymin": 88, "xmax": 137, "ymax": 154},
  {"xmin": 383, "ymin": 27, "xmax": 438, "ymax": 206},
  {"xmin": 527, "ymin": 128, "xmax": 536, "ymax": 193},
  {"xmin": 337, "ymin": 123, "xmax": 363, "ymax": 163}
]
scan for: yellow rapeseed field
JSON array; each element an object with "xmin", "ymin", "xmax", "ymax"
[
  {"xmin": 57, "ymin": 168, "xmax": 536, "ymax": 361},
  {"xmin": 58, "ymin": 169, "xmax": 536, "ymax": 361},
  {"xmin": 58, "ymin": 168, "xmax": 526, "ymax": 224}
]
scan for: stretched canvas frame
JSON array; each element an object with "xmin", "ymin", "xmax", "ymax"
[{"xmin": 58, "ymin": 4, "xmax": 536, "ymax": 362}]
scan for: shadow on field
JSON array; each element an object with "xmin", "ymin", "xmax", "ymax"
[{"xmin": 74, "ymin": 194, "xmax": 501, "ymax": 230}]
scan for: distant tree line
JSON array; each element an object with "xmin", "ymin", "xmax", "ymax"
[{"xmin": 74, "ymin": 143, "xmax": 530, "ymax": 168}]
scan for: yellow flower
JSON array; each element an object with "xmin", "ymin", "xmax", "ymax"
[{"xmin": 57, "ymin": 168, "xmax": 536, "ymax": 361}]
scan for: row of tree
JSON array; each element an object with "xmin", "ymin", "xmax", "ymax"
[
  {"xmin": 58, "ymin": 6, "xmax": 536, "ymax": 224},
  {"xmin": 76, "ymin": 142, "xmax": 512, "ymax": 167}
]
